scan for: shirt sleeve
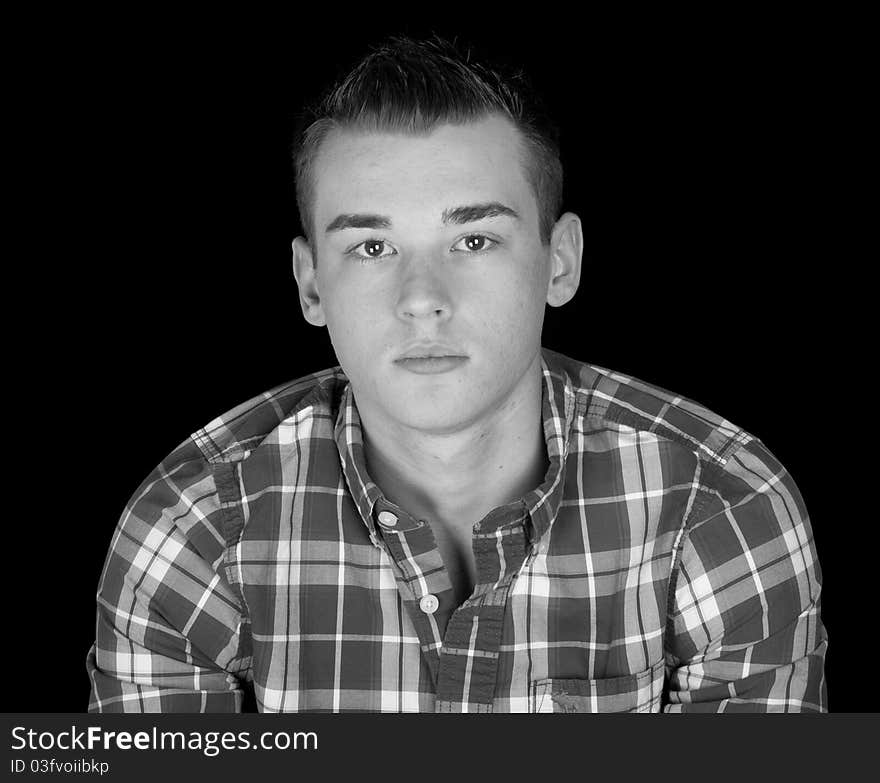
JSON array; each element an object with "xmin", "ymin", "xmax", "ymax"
[
  {"xmin": 663, "ymin": 437, "xmax": 828, "ymax": 712},
  {"xmin": 87, "ymin": 437, "xmax": 250, "ymax": 712}
]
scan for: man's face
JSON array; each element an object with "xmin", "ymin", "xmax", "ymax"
[{"xmin": 305, "ymin": 114, "xmax": 555, "ymax": 435}]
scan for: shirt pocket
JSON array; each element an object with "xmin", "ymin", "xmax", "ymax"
[{"xmin": 530, "ymin": 660, "xmax": 665, "ymax": 713}]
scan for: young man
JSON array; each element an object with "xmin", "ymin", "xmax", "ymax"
[{"xmin": 87, "ymin": 36, "xmax": 827, "ymax": 713}]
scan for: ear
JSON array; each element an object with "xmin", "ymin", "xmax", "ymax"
[
  {"xmin": 545, "ymin": 212, "xmax": 583, "ymax": 308},
  {"xmin": 292, "ymin": 236, "xmax": 327, "ymax": 327}
]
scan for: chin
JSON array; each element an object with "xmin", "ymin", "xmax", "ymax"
[{"xmin": 388, "ymin": 398, "xmax": 482, "ymax": 435}]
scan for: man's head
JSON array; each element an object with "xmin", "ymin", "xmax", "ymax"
[{"xmin": 291, "ymin": 36, "xmax": 582, "ymax": 438}]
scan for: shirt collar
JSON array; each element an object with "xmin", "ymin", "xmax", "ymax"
[{"xmin": 333, "ymin": 349, "xmax": 580, "ymax": 546}]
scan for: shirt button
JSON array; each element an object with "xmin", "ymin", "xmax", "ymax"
[
  {"xmin": 377, "ymin": 511, "xmax": 398, "ymax": 527},
  {"xmin": 419, "ymin": 594, "xmax": 439, "ymax": 614}
]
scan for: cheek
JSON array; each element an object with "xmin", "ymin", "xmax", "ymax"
[
  {"xmin": 322, "ymin": 281, "xmax": 386, "ymax": 360},
  {"xmin": 327, "ymin": 305, "xmax": 369, "ymax": 350},
  {"xmin": 474, "ymin": 266, "xmax": 546, "ymax": 341}
]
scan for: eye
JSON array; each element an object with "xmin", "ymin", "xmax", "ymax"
[
  {"xmin": 347, "ymin": 239, "xmax": 397, "ymax": 262},
  {"xmin": 451, "ymin": 234, "xmax": 499, "ymax": 253}
]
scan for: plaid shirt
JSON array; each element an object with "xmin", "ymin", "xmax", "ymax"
[{"xmin": 87, "ymin": 347, "xmax": 827, "ymax": 712}]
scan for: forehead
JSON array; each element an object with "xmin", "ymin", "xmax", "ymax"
[{"xmin": 311, "ymin": 115, "xmax": 536, "ymax": 228}]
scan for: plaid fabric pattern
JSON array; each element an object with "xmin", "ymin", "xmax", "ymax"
[{"xmin": 87, "ymin": 347, "xmax": 827, "ymax": 712}]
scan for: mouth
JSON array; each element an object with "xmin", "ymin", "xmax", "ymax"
[
  {"xmin": 394, "ymin": 342, "xmax": 468, "ymax": 361},
  {"xmin": 393, "ymin": 355, "xmax": 469, "ymax": 375}
]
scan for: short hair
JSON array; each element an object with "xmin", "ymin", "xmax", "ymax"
[{"xmin": 292, "ymin": 34, "xmax": 563, "ymax": 247}]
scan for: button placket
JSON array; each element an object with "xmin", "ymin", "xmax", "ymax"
[
  {"xmin": 431, "ymin": 511, "xmax": 531, "ymax": 711},
  {"xmin": 372, "ymin": 505, "xmax": 453, "ymax": 675}
]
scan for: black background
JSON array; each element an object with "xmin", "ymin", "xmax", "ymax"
[{"xmin": 9, "ymin": 11, "xmax": 870, "ymax": 712}]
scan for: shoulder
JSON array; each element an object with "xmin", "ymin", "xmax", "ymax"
[
  {"xmin": 542, "ymin": 348, "xmax": 814, "ymax": 553},
  {"xmin": 189, "ymin": 365, "xmax": 349, "ymax": 464},
  {"xmin": 106, "ymin": 365, "xmax": 348, "ymax": 567},
  {"xmin": 542, "ymin": 347, "xmax": 756, "ymax": 470},
  {"xmin": 543, "ymin": 350, "xmax": 822, "ymax": 632}
]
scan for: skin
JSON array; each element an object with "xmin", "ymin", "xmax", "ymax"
[{"xmin": 292, "ymin": 114, "xmax": 582, "ymax": 600}]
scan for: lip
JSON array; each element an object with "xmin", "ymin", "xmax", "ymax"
[
  {"xmin": 393, "ymin": 356, "xmax": 469, "ymax": 375},
  {"xmin": 395, "ymin": 342, "xmax": 468, "ymax": 361}
]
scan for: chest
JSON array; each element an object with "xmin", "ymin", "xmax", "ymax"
[
  {"xmin": 430, "ymin": 520, "xmax": 477, "ymax": 604},
  {"xmin": 241, "ymin": 534, "xmax": 670, "ymax": 712}
]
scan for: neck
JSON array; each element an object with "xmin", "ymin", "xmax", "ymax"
[{"xmin": 358, "ymin": 356, "xmax": 548, "ymax": 530}]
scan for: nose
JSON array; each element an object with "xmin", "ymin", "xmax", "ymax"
[{"xmin": 395, "ymin": 260, "xmax": 453, "ymax": 322}]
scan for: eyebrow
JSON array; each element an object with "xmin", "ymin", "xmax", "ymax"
[{"xmin": 324, "ymin": 202, "xmax": 520, "ymax": 233}]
